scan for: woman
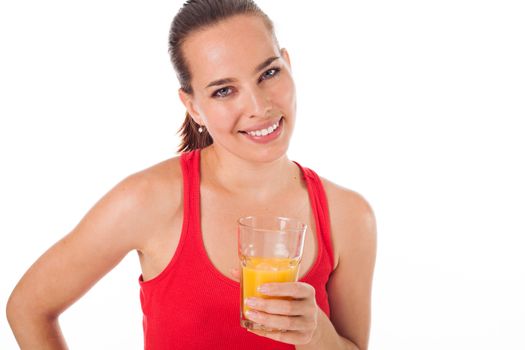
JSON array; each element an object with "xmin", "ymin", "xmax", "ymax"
[{"xmin": 7, "ymin": 0, "xmax": 377, "ymax": 349}]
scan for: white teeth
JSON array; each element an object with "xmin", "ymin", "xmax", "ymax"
[{"xmin": 247, "ymin": 119, "xmax": 281, "ymax": 137}]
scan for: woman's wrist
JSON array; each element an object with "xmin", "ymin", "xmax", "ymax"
[{"xmin": 296, "ymin": 307, "xmax": 358, "ymax": 350}]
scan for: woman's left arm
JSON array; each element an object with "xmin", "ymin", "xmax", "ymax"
[{"xmin": 245, "ymin": 188, "xmax": 377, "ymax": 349}]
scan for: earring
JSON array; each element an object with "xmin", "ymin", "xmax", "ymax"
[{"xmin": 198, "ymin": 125, "xmax": 204, "ymax": 133}]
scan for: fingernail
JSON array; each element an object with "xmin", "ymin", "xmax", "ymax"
[
  {"xmin": 245, "ymin": 298, "xmax": 258, "ymax": 307},
  {"xmin": 257, "ymin": 285, "xmax": 269, "ymax": 293},
  {"xmin": 245, "ymin": 310, "xmax": 256, "ymax": 319}
]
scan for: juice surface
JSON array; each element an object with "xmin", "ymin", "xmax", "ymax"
[{"xmin": 241, "ymin": 257, "xmax": 299, "ymax": 316}]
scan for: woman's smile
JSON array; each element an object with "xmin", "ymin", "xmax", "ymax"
[{"xmin": 239, "ymin": 116, "xmax": 284, "ymax": 144}]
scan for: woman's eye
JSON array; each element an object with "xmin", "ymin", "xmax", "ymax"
[
  {"xmin": 213, "ymin": 87, "xmax": 232, "ymax": 98},
  {"xmin": 260, "ymin": 67, "xmax": 281, "ymax": 81},
  {"xmin": 212, "ymin": 67, "xmax": 281, "ymax": 98}
]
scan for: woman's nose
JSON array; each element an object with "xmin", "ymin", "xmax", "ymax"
[{"xmin": 244, "ymin": 86, "xmax": 272, "ymax": 118}]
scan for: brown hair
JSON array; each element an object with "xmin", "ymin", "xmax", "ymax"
[{"xmin": 168, "ymin": 0, "xmax": 278, "ymax": 153}]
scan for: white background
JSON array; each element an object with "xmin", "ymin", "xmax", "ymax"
[{"xmin": 1, "ymin": 1, "xmax": 524, "ymax": 349}]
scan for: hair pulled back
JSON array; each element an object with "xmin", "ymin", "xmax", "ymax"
[{"xmin": 169, "ymin": 0, "xmax": 277, "ymax": 153}]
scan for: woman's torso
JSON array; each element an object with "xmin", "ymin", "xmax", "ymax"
[
  {"xmin": 135, "ymin": 148, "xmax": 336, "ymax": 349},
  {"xmin": 138, "ymin": 153, "xmax": 328, "ymax": 287}
]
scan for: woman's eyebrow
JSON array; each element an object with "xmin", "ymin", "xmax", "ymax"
[
  {"xmin": 205, "ymin": 56, "xmax": 281, "ymax": 89},
  {"xmin": 254, "ymin": 55, "xmax": 280, "ymax": 74}
]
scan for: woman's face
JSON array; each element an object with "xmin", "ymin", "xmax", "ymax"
[{"xmin": 179, "ymin": 14, "xmax": 296, "ymax": 163}]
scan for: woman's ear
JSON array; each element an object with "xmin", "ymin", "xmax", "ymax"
[{"xmin": 178, "ymin": 88, "xmax": 203, "ymax": 124}]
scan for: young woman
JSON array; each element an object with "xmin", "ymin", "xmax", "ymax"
[{"xmin": 7, "ymin": 1, "xmax": 377, "ymax": 349}]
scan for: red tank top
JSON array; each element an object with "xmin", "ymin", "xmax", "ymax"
[{"xmin": 139, "ymin": 149, "xmax": 334, "ymax": 349}]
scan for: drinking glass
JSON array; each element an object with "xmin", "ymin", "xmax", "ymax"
[{"xmin": 238, "ymin": 215, "xmax": 307, "ymax": 331}]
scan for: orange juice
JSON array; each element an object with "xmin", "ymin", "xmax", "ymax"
[{"xmin": 241, "ymin": 256, "xmax": 300, "ymax": 317}]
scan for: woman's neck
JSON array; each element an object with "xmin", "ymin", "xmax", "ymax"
[{"xmin": 200, "ymin": 145, "xmax": 298, "ymax": 201}]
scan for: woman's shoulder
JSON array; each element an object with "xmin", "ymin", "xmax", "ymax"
[
  {"xmin": 96, "ymin": 156, "xmax": 184, "ymax": 242},
  {"xmin": 319, "ymin": 177, "xmax": 377, "ymax": 269},
  {"xmin": 128, "ymin": 155, "xmax": 183, "ymax": 189},
  {"xmin": 320, "ymin": 177, "xmax": 374, "ymax": 219},
  {"xmin": 117, "ymin": 155, "xmax": 183, "ymax": 210}
]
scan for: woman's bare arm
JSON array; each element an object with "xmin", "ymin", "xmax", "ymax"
[
  {"xmin": 6, "ymin": 172, "xmax": 161, "ymax": 349},
  {"xmin": 296, "ymin": 183, "xmax": 377, "ymax": 350},
  {"xmin": 325, "ymin": 187, "xmax": 377, "ymax": 350}
]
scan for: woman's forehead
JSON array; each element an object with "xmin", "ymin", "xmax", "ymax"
[{"xmin": 182, "ymin": 15, "xmax": 279, "ymax": 90}]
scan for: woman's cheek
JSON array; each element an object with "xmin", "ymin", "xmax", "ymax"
[
  {"xmin": 209, "ymin": 104, "xmax": 243, "ymax": 131},
  {"xmin": 275, "ymin": 75, "xmax": 296, "ymax": 110}
]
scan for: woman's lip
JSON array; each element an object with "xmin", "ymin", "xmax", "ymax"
[
  {"xmin": 239, "ymin": 116, "xmax": 283, "ymax": 133},
  {"xmin": 240, "ymin": 117, "xmax": 283, "ymax": 144}
]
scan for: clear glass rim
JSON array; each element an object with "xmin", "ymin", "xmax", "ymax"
[{"xmin": 237, "ymin": 215, "xmax": 307, "ymax": 233}]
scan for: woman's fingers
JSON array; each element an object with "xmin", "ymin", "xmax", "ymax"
[
  {"xmin": 246, "ymin": 296, "xmax": 307, "ymax": 316},
  {"xmin": 245, "ymin": 309, "xmax": 315, "ymax": 331},
  {"xmin": 257, "ymin": 281, "xmax": 314, "ymax": 299},
  {"xmin": 247, "ymin": 327, "xmax": 315, "ymax": 345},
  {"xmin": 243, "ymin": 282, "xmax": 319, "ymax": 345}
]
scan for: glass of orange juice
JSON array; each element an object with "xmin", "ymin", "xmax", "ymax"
[{"xmin": 238, "ymin": 216, "xmax": 307, "ymax": 331}]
